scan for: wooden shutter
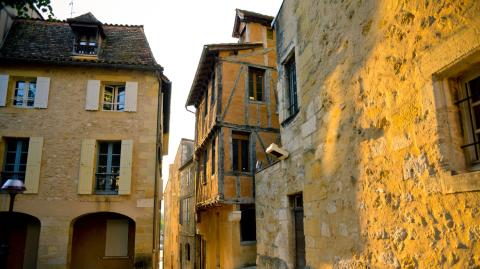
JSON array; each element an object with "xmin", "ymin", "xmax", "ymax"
[
  {"xmin": 85, "ymin": 80, "xmax": 100, "ymax": 110},
  {"xmin": 34, "ymin": 77, "xmax": 50, "ymax": 108},
  {"xmin": 78, "ymin": 139, "xmax": 96, "ymax": 194},
  {"xmin": 125, "ymin": 82, "xmax": 138, "ymax": 112},
  {"xmin": 118, "ymin": 140, "xmax": 133, "ymax": 194},
  {"xmin": 0, "ymin": 75, "xmax": 8, "ymax": 106},
  {"xmin": 24, "ymin": 137, "xmax": 43, "ymax": 194}
]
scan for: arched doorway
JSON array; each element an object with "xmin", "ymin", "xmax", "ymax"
[
  {"xmin": 70, "ymin": 212, "xmax": 135, "ymax": 269},
  {"xmin": 0, "ymin": 212, "xmax": 41, "ymax": 269}
]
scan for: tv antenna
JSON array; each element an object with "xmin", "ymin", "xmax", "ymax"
[{"xmin": 69, "ymin": 0, "xmax": 74, "ymax": 17}]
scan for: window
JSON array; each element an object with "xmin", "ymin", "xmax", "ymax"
[
  {"xmin": 232, "ymin": 132, "xmax": 249, "ymax": 172},
  {"xmin": 185, "ymin": 198, "xmax": 190, "ymax": 223},
  {"xmin": 456, "ymin": 74, "xmax": 480, "ymax": 167},
  {"xmin": 73, "ymin": 28, "xmax": 99, "ymax": 55},
  {"xmin": 102, "ymin": 84, "xmax": 125, "ymax": 111},
  {"xmin": 267, "ymin": 28, "xmax": 274, "ymax": 40},
  {"xmin": 13, "ymin": 79, "xmax": 36, "ymax": 108},
  {"xmin": 95, "ymin": 141, "xmax": 121, "ymax": 194},
  {"xmin": 202, "ymin": 149, "xmax": 207, "ymax": 184},
  {"xmin": 186, "ymin": 243, "xmax": 191, "ymax": 261},
  {"xmin": 2, "ymin": 138, "xmax": 29, "ymax": 183},
  {"xmin": 285, "ymin": 55, "xmax": 298, "ymax": 119},
  {"xmin": 211, "ymin": 138, "xmax": 216, "ymax": 175},
  {"xmin": 179, "ymin": 200, "xmax": 183, "ymax": 225},
  {"xmin": 240, "ymin": 204, "xmax": 256, "ymax": 242},
  {"xmin": 210, "ymin": 71, "xmax": 215, "ymax": 106},
  {"xmin": 248, "ymin": 68, "xmax": 265, "ymax": 101}
]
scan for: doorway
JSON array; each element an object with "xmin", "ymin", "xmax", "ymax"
[
  {"xmin": 70, "ymin": 212, "xmax": 135, "ymax": 269},
  {"xmin": 0, "ymin": 212, "xmax": 40, "ymax": 269}
]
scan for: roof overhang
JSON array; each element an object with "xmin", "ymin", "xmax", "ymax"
[
  {"xmin": 185, "ymin": 43, "xmax": 263, "ymax": 107},
  {"xmin": 232, "ymin": 9, "xmax": 274, "ymax": 38}
]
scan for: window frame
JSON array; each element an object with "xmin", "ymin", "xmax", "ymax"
[
  {"xmin": 101, "ymin": 83, "xmax": 126, "ymax": 112},
  {"xmin": 211, "ymin": 137, "xmax": 216, "ymax": 175},
  {"xmin": 95, "ymin": 141, "xmax": 121, "ymax": 195},
  {"xmin": 201, "ymin": 148, "xmax": 207, "ymax": 185},
  {"xmin": 283, "ymin": 53, "xmax": 299, "ymax": 125},
  {"xmin": 73, "ymin": 28, "xmax": 99, "ymax": 56},
  {"xmin": 232, "ymin": 132, "xmax": 250, "ymax": 173},
  {"xmin": 12, "ymin": 78, "xmax": 36, "ymax": 108},
  {"xmin": 2, "ymin": 137, "xmax": 29, "ymax": 184},
  {"xmin": 456, "ymin": 72, "xmax": 480, "ymax": 169},
  {"xmin": 248, "ymin": 67, "xmax": 265, "ymax": 102}
]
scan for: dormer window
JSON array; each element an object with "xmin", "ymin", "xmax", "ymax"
[
  {"xmin": 74, "ymin": 29, "xmax": 99, "ymax": 55},
  {"xmin": 67, "ymin": 12, "xmax": 105, "ymax": 57}
]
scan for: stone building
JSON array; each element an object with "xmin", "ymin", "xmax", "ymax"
[
  {"xmin": 256, "ymin": 0, "xmax": 480, "ymax": 268},
  {"xmin": 163, "ymin": 138, "xmax": 195, "ymax": 269},
  {"xmin": 185, "ymin": 9, "xmax": 280, "ymax": 269},
  {"xmin": 0, "ymin": 12, "xmax": 170, "ymax": 269}
]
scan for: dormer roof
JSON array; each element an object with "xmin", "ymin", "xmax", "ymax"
[
  {"xmin": 232, "ymin": 9, "xmax": 274, "ymax": 38},
  {"xmin": 67, "ymin": 12, "xmax": 105, "ymax": 37},
  {"xmin": 67, "ymin": 12, "xmax": 102, "ymax": 25}
]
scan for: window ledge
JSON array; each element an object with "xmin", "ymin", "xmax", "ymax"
[
  {"xmin": 101, "ymin": 256, "xmax": 130, "ymax": 260},
  {"xmin": 240, "ymin": 240, "xmax": 256, "ymax": 246},
  {"xmin": 441, "ymin": 170, "xmax": 480, "ymax": 194},
  {"xmin": 281, "ymin": 110, "xmax": 300, "ymax": 127},
  {"xmin": 248, "ymin": 100, "xmax": 266, "ymax": 104}
]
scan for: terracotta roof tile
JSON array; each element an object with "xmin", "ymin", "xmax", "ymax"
[{"xmin": 0, "ymin": 18, "xmax": 161, "ymax": 71}]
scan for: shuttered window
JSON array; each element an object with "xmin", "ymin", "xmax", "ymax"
[
  {"xmin": 86, "ymin": 80, "xmax": 137, "ymax": 112},
  {"xmin": 78, "ymin": 139, "xmax": 132, "ymax": 195},
  {"xmin": 1, "ymin": 137, "xmax": 43, "ymax": 193},
  {"xmin": 13, "ymin": 78, "xmax": 36, "ymax": 108},
  {"xmin": 2, "ymin": 138, "xmax": 29, "ymax": 183},
  {"xmin": 248, "ymin": 68, "xmax": 265, "ymax": 101}
]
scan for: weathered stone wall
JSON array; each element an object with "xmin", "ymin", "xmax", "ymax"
[
  {"xmin": 257, "ymin": 0, "xmax": 480, "ymax": 268},
  {"xmin": 0, "ymin": 64, "xmax": 161, "ymax": 268}
]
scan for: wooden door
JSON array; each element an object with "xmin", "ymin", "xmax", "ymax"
[
  {"xmin": 70, "ymin": 213, "xmax": 134, "ymax": 269},
  {"xmin": 293, "ymin": 195, "xmax": 305, "ymax": 268}
]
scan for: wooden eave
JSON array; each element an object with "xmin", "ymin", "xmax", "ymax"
[
  {"xmin": 185, "ymin": 43, "xmax": 264, "ymax": 107},
  {"xmin": 232, "ymin": 9, "xmax": 274, "ymax": 38}
]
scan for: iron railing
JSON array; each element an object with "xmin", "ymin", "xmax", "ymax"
[{"xmin": 95, "ymin": 173, "xmax": 119, "ymax": 194}]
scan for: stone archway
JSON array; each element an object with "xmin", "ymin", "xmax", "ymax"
[
  {"xmin": 70, "ymin": 212, "xmax": 135, "ymax": 269},
  {"xmin": 0, "ymin": 212, "xmax": 41, "ymax": 269}
]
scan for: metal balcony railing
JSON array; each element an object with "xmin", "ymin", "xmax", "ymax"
[
  {"xmin": 1, "ymin": 171, "xmax": 25, "ymax": 185},
  {"xmin": 95, "ymin": 173, "xmax": 119, "ymax": 194},
  {"xmin": 74, "ymin": 44, "xmax": 98, "ymax": 55}
]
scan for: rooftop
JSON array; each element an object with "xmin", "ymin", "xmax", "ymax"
[
  {"xmin": 185, "ymin": 43, "xmax": 263, "ymax": 107},
  {"xmin": 232, "ymin": 9, "xmax": 274, "ymax": 38},
  {"xmin": 0, "ymin": 13, "xmax": 162, "ymax": 71}
]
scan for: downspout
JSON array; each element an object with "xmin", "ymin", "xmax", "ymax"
[{"xmin": 153, "ymin": 75, "xmax": 162, "ymax": 269}]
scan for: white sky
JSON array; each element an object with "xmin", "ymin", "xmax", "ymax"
[{"xmin": 49, "ymin": 0, "xmax": 283, "ymax": 191}]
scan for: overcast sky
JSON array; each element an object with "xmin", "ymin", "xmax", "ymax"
[{"xmin": 49, "ymin": 0, "xmax": 283, "ymax": 190}]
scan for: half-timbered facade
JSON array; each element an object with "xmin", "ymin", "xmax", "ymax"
[{"xmin": 185, "ymin": 9, "xmax": 279, "ymax": 269}]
